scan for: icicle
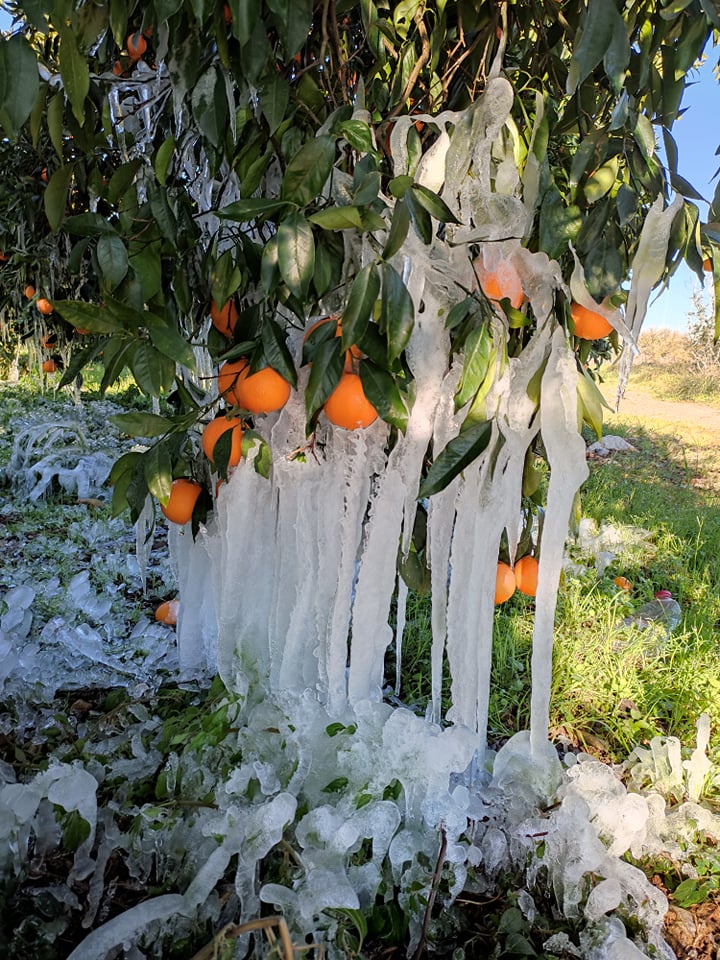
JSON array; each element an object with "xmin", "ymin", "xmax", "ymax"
[
  {"xmin": 530, "ymin": 328, "xmax": 589, "ymax": 753},
  {"xmin": 616, "ymin": 193, "xmax": 684, "ymax": 404},
  {"xmin": 394, "ymin": 575, "xmax": 408, "ymax": 697},
  {"xmin": 134, "ymin": 495, "xmax": 155, "ymax": 595}
]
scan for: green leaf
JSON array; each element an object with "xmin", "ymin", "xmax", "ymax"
[
  {"xmin": 616, "ymin": 184, "xmax": 637, "ymax": 226},
  {"xmin": 341, "ymin": 263, "xmax": 380, "ymax": 350},
  {"xmin": 382, "ymin": 197, "xmax": 410, "ymax": 260},
  {"xmin": 229, "ymin": 0, "xmax": 260, "ymax": 45},
  {"xmin": 281, "ymin": 135, "xmax": 336, "ymax": 207},
  {"xmin": 131, "ymin": 240, "xmax": 162, "ymax": 300},
  {"xmin": 353, "ymin": 170, "xmax": 381, "ymax": 206},
  {"xmin": 109, "ymin": 412, "xmax": 174, "ymax": 437},
  {"xmin": 47, "ymin": 91, "xmax": 64, "ymax": 159},
  {"xmin": 58, "ymin": 339, "xmax": 106, "ymax": 389},
  {"xmin": 339, "ymin": 119, "xmax": 375, "ymax": 153},
  {"xmin": 155, "ymin": 137, "xmax": 176, "ymax": 186},
  {"xmin": 389, "ymin": 175, "xmax": 414, "ymax": 199},
  {"xmin": 44, "ymin": 164, "xmax": 74, "ymax": 233},
  {"xmin": 53, "ymin": 300, "xmax": 124, "ymax": 334},
  {"xmin": 358, "ymin": 361, "xmax": 408, "ymax": 431},
  {"xmin": 108, "ymin": 158, "xmax": 143, "ymax": 205},
  {"xmin": 584, "ymin": 156, "xmax": 619, "ymax": 204},
  {"xmin": 539, "ymin": 187, "xmax": 582, "ymax": 259},
  {"xmin": 277, "ymin": 0, "xmax": 313, "ymax": 57},
  {"xmin": 418, "ymin": 421, "xmax": 493, "ymax": 498},
  {"xmin": 261, "ymin": 234, "xmax": 280, "ymax": 294},
  {"xmin": 305, "ymin": 337, "xmax": 344, "ymax": 419},
  {"xmin": 381, "ymin": 262, "xmax": 414, "ymax": 360},
  {"xmin": 130, "ymin": 342, "xmax": 176, "ymax": 395},
  {"xmin": 410, "ymin": 184, "xmax": 459, "ymax": 224},
  {"xmin": 63, "ymin": 213, "xmax": 116, "ymax": 237},
  {"xmin": 404, "ymin": 187, "xmax": 433, "ymax": 244},
  {"xmin": 261, "ymin": 316, "xmax": 298, "ymax": 389},
  {"xmin": 259, "ymin": 73, "xmax": 289, "ymax": 134},
  {"xmin": 277, "ymin": 212, "xmax": 315, "ymax": 301},
  {"xmin": 57, "ymin": 22, "xmax": 90, "ymax": 126},
  {"xmin": 110, "ymin": 450, "xmax": 143, "ymax": 486},
  {"xmin": 308, "ymin": 206, "xmax": 365, "ymax": 230},
  {"xmin": 568, "ymin": 0, "xmax": 618, "ymax": 92},
  {"xmin": 144, "ymin": 442, "xmax": 173, "ymax": 504},
  {"xmin": 192, "ymin": 66, "xmax": 227, "ymax": 148},
  {"xmin": 97, "ymin": 234, "xmax": 129, "ymax": 290},
  {"xmin": 242, "ymin": 429, "xmax": 272, "ymax": 479},
  {"xmin": 149, "ymin": 188, "xmax": 178, "ymax": 246},
  {"xmin": 0, "ymin": 35, "xmax": 40, "ymax": 136},
  {"xmin": 603, "ymin": 13, "xmax": 630, "ymax": 93},
  {"xmin": 61, "ymin": 811, "xmax": 92, "ymax": 852},
  {"xmin": 455, "ymin": 325, "xmax": 492, "ymax": 410},
  {"xmin": 583, "ymin": 234, "xmax": 623, "ymax": 300},
  {"xmin": 146, "ymin": 316, "xmax": 198, "ymax": 372},
  {"xmin": 219, "ymin": 197, "xmax": 291, "ymax": 221},
  {"xmin": 321, "ymin": 776, "xmax": 349, "ymax": 794}
]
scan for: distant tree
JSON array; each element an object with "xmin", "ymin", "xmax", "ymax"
[{"xmin": 687, "ymin": 288, "xmax": 720, "ymax": 376}]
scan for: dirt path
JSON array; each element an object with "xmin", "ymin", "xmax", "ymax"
[{"xmin": 598, "ymin": 380, "xmax": 720, "ymax": 491}]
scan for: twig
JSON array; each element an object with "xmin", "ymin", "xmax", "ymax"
[
  {"xmin": 189, "ymin": 916, "xmax": 296, "ymax": 960},
  {"xmin": 411, "ymin": 824, "xmax": 447, "ymax": 960}
]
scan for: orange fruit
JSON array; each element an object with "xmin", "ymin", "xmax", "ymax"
[
  {"xmin": 570, "ymin": 301, "xmax": 613, "ymax": 340},
  {"xmin": 40, "ymin": 333, "xmax": 57, "ymax": 348},
  {"xmin": 514, "ymin": 555, "xmax": 539, "ymax": 597},
  {"xmin": 0, "ymin": 251, "xmax": 9, "ymax": 262},
  {"xmin": 112, "ymin": 60, "xmax": 123, "ymax": 76},
  {"xmin": 127, "ymin": 32, "xmax": 147, "ymax": 60},
  {"xmin": 40, "ymin": 167, "xmax": 48, "ymax": 183},
  {"xmin": 495, "ymin": 561, "xmax": 516, "ymax": 604},
  {"xmin": 42, "ymin": 359, "xmax": 57, "ymax": 373},
  {"xmin": 210, "ymin": 299, "xmax": 238, "ymax": 338},
  {"xmin": 76, "ymin": 328, "xmax": 91, "ymax": 335},
  {"xmin": 160, "ymin": 478, "xmax": 202, "ymax": 524},
  {"xmin": 703, "ymin": 257, "xmax": 713, "ymax": 272},
  {"xmin": 613, "ymin": 575, "xmax": 633, "ymax": 591},
  {"xmin": 202, "ymin": 415, "xmax": 243, "ymax": 466},
  {"xmin": 36, "ymin": 298, "xmax": 54, "ymax": 315},
  {"xmin": 223, "ymin": 3, "xmax": 233, "ymax": 24},
  {"xmin": 24, "ymin": 284, "xmax": 36, "ymax": 299},
  {"xmin": 473, "ymin": 256, "xmax": 525, "ymax": 309},
  {"xmin": 155, "ymin": 599, "xmax": 179, "ymax": 625},
  {"xmin": 323, "ymin": 373, "xmax": 378, "ymax": 429},
  {"xmin": 219, "ymin": 359, "xmax": 291, "ymax": 413}
]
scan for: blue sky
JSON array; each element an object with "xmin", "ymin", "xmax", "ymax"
[{"xmin": 0, "ymin": 8, "xmax": 717, "ymax": 330}]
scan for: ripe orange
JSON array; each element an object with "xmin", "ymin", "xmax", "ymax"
[
  {"xmin": 223, "ymin": 3, "xmax": 233, "ymax": 24},
  {"xmin": 160, "ymin": 478, "xmax": 202, "ymax": 524},
  {"xmin": 202, "ymin": 415, "xmax": 243, "ymax": 466},
  {"xmin": 495, "ymin": 561, "xmax": 516, "ymax": 604},
  {"xmin": 127, "ymin": 32, "xmax": 147, "ymax": 60},
  {"xmin": 112, "ymin": 60, "xmax": 123, "ymax": 76},
  {"xmin": 42, "ymin": 359, "xmax": 57, "ymax": 373},
  {"xmin": 514, "ymin": 555, "xmax": 539, "ymax": 597},
  {"xmin": 614, "ymin": 575, "xmax": 633, "ymax": 591},
  {"xmin": 155, "ymin": 599, "xmax": 179, "ymax": 625},
  {"xmin": 40, "ymin": 167, "xmax": 48, "ymax": 183},
  {"xmin": 703, "ymin": 257, "xmax": 713, "ymax": 272},
  {"xmin": 0, "ymin": 251, "xmax": 9, "ymax": 262},
  {"xmin": 76, "ymin": 328, "xmax": 91, "ymax": 335},
  {"xmin": 323, "ymin": 372, "xmax": 378, "ymax": 429},
  {"xmin": 36, "ymin": 298, "xmax": 54, "ymax": 315},
  {"xmin": 210, "ymin": 299, "xmax": 238, "ymax": 338},
  {"xmin": 219, "ymin": 359, "xmax": 291, "ymax": 413},
  {"xmin": 570, "ymin": 301, "xmax": 613, "ymax": 340},
  {"xmin": 24, "ymin": 284, "xmax": 36, "ymax": 299},
  {"xmin": 40, "ymin": 333, "xmax": 57, "ymax": 348},
  {"xmin": 473, "ymin": 256, "xmax": 525, "ymax": 309}
]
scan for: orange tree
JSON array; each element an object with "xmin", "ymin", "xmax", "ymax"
[{"xmin": 0, "ymin": 1, "xmax": 718, "ymax": 723}]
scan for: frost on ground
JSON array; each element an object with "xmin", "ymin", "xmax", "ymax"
[
  {"xmin": 0, "ymin": 393, "xmax": 179, "ymax": 702},
  {"xmin": 1, "ymin": 390, "xmax": 718, "ymax": 959}
]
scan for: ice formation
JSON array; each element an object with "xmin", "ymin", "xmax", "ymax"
[{"xmin": 3, "ymin": 76, "xmax": 698, "ymax": 959}]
